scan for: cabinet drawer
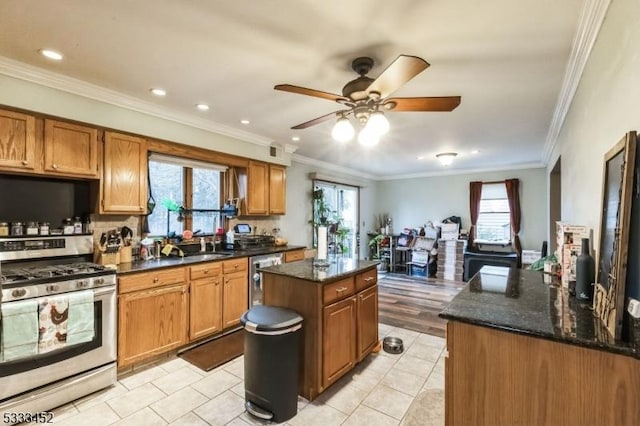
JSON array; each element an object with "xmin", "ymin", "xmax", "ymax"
[
  {"xmin": 284, "ymin": 249, "xmax": 305, "ymax": 263},
  {"xmin": 355, "ymin": 268, "xmax": 377, "ymax": 291},
  {"xmin": 323, "ymin": 277, "xmax": 355, "ymax": 305},
  {"xmin": 119, "ymin": 267, "xmax": 186, "ymax": 293},
  {"xmin": 222, "ymin": 257, "xmax": 248, "ymax": 274},
  {"xmin": 190, "ymin": 262, "xmax": 223, "ymax": 280}
]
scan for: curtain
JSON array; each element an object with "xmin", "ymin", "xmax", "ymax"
[
  {"xmin": 505, "ymin": 178, "xmax": 522, "ymax": 267},
  {"xmin": 469, "ymin": 181, "xmax": 483, "ymax": 248}
]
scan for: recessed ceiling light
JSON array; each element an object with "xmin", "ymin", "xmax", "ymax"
[
  {"xmin": 291, "ymin": 136, "xmax": 300, "ymax": 142},
  {"xmin": 150, "ymin": 88, "xmax": 166, "ymax": 97},
  {"xmin": 40, "ymin": 49, "xmax": 63, "ymax": 61},
  {"xmin": 240, "ymin": 119, "xmax": 250, "ymax": 125},
  {"xmin": 417, "ymin": 156, "xmax": 424, "ymax": 160},
  {"xmin": 471, "ymin": 149, "xmax": 479, "ymax": 154},
  {"xmin": 196, "ymin": 103, "xmax": 209, "ymax": 111}
]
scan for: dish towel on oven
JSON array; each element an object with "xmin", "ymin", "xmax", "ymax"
[
  {"xmin": 1, "ymin": 299, "xmax": 39, "ymax": 362},
  {"xmin": 67, "ymin": 289, "xmax": 95, "ymax": 345},
  {"xmin": 38, "ymin": 296, "xmax": 69, "ymax": 354}
]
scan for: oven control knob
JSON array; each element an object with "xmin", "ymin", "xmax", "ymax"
[
  {"xmin": 12, "ymin": 288, "xmax": 27, "ymax": 298},
  {"xmin": 94, "ymin": 278, "xmax": 104, "ymax": 285},
  {"xmin": 46, "ymin": 284, "xmax": 59, "ymax": 293},
  {"xmin": 77, "ymin": 280, "xmax": 89, "ymax": 288}
]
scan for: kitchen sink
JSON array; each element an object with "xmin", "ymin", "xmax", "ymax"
[{"xmin": 186, "ymin": 252, "xmax": 234, "ymax": 260}]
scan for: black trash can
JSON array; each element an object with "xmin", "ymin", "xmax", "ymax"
[{"xmin": 241, "ymin": 305, "xmax": 303, "ymax": 423}]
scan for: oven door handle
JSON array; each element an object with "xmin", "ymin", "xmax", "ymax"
[{"xmin": 93, "ymin": 285, "xmax": 116, "ymax": 297}]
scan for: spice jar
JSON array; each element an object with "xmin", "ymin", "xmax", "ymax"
[
  {"xmin": 39, "ymin": 222, "xmax": 50, "ymax": 235},
  {"xmin": 63, "ymin": 218, "xmax": 74, "ymax": 235},
  {"xmin": 73, "ymin": 217, "xmax": 83, "ymax": 234},
  {"xmin": 26, "ymin": 221, "xmax": 39, "ymax": 235},
  {"xmin": 0, "ymin": 222, "xmax": 9, "ymax": 236},
  {"xmin": 10, "ymin": 221, "xmax": 24, "ymax": 236}
]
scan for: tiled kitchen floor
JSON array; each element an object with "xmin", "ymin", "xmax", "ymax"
[{"xmin": 48, "ymin": 324, "xmax": 445, "ymax": 426}]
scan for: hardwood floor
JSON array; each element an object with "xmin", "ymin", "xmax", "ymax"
[{"xmin": 378, "ymin": 272, "xmax": 465, "ymax": 337}]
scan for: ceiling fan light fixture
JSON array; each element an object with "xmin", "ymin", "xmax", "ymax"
[
  {"xmin": 358, "ymin": 125, "xmax": 380, "ymax": 147},
  {"xmin": 367, "ymin": 111, "xmax": 389, "ymax": 135},
  {"xmin": 436, "ymin": 152, "xmax": 458, "ymax": 166},
  {"xmin": 332, "ymin": 116, "xmax": 355, "ymax": 142}
]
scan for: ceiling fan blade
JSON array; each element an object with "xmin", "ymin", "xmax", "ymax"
[
  {"xmin": 291, "ymin": 110, "xmax": 349, "ymax": 130},
  {"xmin": 384, "ymin": 96, "xmax": 461, "ymax": 112},
  {"xmin": 275, "ymin": 84, "xmax": 348, "ymax": 103},
  {"xmin": 366, "ymin": 55, "xmax": 430, "ymax": 98}
]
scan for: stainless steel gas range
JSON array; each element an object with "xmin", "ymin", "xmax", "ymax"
[{"xmin": 0, "ymin": 235, "xmax": 116, "ymax": 422}]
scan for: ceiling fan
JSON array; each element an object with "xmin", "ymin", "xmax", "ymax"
[{"xmin": 275, "ymin": 54, "xmax": 461, "ymax": 145}]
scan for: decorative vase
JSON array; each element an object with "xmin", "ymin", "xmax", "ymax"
[{"xmin": 575, "ymin": 237, "xmax": 595, "ymax": 301}]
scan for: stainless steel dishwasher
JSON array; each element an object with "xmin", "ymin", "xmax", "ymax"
[{"xmin": 249, "ymin": 253, "xmax": 283, "ymax": 307}]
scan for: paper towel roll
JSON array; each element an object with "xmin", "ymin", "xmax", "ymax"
[{"xmin": 317, "ymin": 226, "xmax": 327, "ymax": 260}]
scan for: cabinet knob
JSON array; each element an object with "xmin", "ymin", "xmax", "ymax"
[
  {"xmin": 364, "ymin": 277, "xmax": 374, "ymax": 282},
  {"xmin": 153, "ymin": 277, "xmax": 159, "ymax": 283},
  {"xmin": 52, "ymin": 164, "xmax": 58, "ymax": 169},
  {"xmin": 336, "ymin": 287, "xmax": 348, "ymax": 293},
  {"xmin": 22, "ymin": 160, "xmax": 29, "ymax": 166},
  {"xmin": 204, "ymin": 270, "xmax": 209, "ymax": 274}
]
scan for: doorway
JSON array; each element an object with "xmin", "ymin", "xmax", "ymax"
[
  {"xmin": 549, "ymin": 157, "xmax": 562, "ymax": 253},
  {"xmin": 312, "ymin": 180, "xmax": 360, "ymax": 261}
]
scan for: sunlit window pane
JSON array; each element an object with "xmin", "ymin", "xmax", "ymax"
[
  {"xmin": 192, "ymin": 168, "xmax": 220, "ymax": 234},
  {"xmin": 148, "ymin": 161, "xmax": 184, "ymax": 236}
]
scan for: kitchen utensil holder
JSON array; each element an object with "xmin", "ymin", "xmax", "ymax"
[{"xmin": 119, "ymin": 246, "xmax": 132, "ymax": 263}]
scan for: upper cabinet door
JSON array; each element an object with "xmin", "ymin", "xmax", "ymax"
[
  {"xmin": 246, "ymin": 161, "xmax": 269, "ymax": 215},
  {"xmin": 44, "ymin": 119, "xmax": 99, "ymax": 178},
  {"xmin": 102, "ymin": 131, "xmax": 147, "ymax": 214},
  {"xmin": 0, "ymin": 109, "xmax": 37, "ymax": 172},
  {"xmin": 269, "ymin": 164, "xmax": 286, "ymax": 215}
]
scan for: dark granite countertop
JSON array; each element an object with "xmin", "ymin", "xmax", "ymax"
[
  {"xmin": 116, "ymin": 245, "xmax": 306, "ymax": 274},
  {"xmin": 440, "ymin": 266, "xmax": 639, "ymax": 359},
  {"xmin": 258, "ymin": 258, "xmax": 379, "ymax": 283}
]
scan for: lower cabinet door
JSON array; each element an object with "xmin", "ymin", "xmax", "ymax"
[
  {"xmin": 222, "ymin": 271, "xmax": 248, "ymax": 329},
  {"xmin": 322, "ymin": 296, "xmax": 357, "ymax": 388},
  {"xmin": 190, "ymin": 276, "xmax": 223, "ymax": 340},
  {"xmin": 118, "ymin": 283, "xmax": 188, "ymax": 366},
  {"xmin": 357, "ymin": 285, "xmax": 379, "ymax": 361}
]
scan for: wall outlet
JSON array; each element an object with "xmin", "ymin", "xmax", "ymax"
[{"xmin": 628, "ymin": 298, "xmax": 640, "ymax": 318}]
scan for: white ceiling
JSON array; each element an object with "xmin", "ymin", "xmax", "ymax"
[{"xmin": 0, "ymin": 0, "xmax": 585, "ymax": 179}]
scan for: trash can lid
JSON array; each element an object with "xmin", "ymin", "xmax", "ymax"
[{"xmin": 241, "ymin": 305, "xmax": 303, "ymax": 332}]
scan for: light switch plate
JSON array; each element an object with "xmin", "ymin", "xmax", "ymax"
[{"xmin": 628, "ymin": 298, "xmax": 640, "ymax": 318}]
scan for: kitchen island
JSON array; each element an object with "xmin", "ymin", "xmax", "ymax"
[
  {"xmin": 440, "ymin": 266, "xmax": 640, "ymax": 426},
  {"xmin": 259, "ymin": 258, "xmax": 379, "ymax": 400}
]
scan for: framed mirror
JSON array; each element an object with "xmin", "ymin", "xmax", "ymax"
[{"xmin": 594, "ymin": 131, "xmax": 637, "ymax": 338}]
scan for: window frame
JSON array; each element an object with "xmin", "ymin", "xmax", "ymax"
[
  {"xmin": 475, "ymin": 182, "xmax": 512, "ymax": 243},
  {"xmin": 147, "ymin": 155, "xmax": 224, "ymax": 237}
]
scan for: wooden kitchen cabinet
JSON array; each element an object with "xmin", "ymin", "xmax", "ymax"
[
  {"xmin": 101, "ymin": 131, "xmax": 147, "ymax": 214},
  {"xmin": 284, "ymin": 249, "xmax": 305, "ymax": 263},
  {"xmin": 243, "ymin": 161, "xmax": 287, "ymax": 216},
  {"xmin": 268, "ymin": 164, "xmax": 286, "ymax": 214},
  {"xmin": 0, "ymin": 109, "xmax": 38, "ymax": 173},
  {"xmin": 262, "ymin": 264, "xmax": 378, "ymax": 400},
  {"xmin": 356, "ymin": 284, "xmax": 378, "ymax": 361},
  {"xmin": 118, "ymin": 282, "xmax": 189, "ymax": 367},
  {"xmin": 189, "ymin": 262, "xmax": 223, "ymax": 340},
  {"xmin": 118, "ymin": 267, "xmax": 189, "ymax": 367},
  {"xmin": 246, "ymin": 161, "xmax": 269, "ymax": 215},
  {"xmin": 43, "ymin": 119, "xmax": 99, "ymax": 178},
  {"xmin": 322, "ymin": 296, "xmax": 357, "ymax": 388},
  {"xmin": 221, "ymin": 257, "xmax": 248, "ymax": 329}
]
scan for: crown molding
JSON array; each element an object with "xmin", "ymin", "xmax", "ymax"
[
  {"xmin": 0, "ymin": 55, "xmax": 274, "ymax": 147},
  {"xmin": 375, "ymin": 162, "xmax": 546, "ymax": 181},
  {"xmin": 542, "ymin": 0, "xmax": 611, "ymax": 165},
  {"xmin": 292, "ymin": 153, "xmax": 543, "ymax": 181}
]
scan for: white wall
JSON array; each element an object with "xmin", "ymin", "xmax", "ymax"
[
  {"xmin": 281, "ymin": 161, "xmax": 376, "ymax": 259},
  {"xmin": 375, "ymin": 167, "xmax": 547, "ymax": 251},
  {"xmin": 548, "ymin": 0, "xmax": 640, "ymax": 249}
]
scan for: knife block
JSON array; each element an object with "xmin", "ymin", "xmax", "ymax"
[{"xmin": 95, "ymin": 244, "xmax": 120, "ymax": 266}]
